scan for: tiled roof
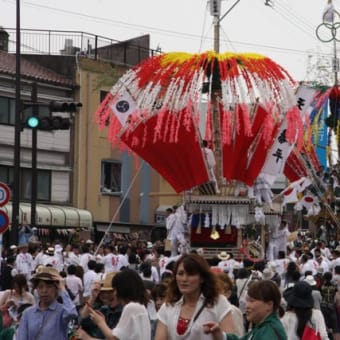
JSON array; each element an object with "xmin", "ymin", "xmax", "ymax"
[{"xmin": 0, "ymin": 50, "xmax": 74, "ymax": 87}]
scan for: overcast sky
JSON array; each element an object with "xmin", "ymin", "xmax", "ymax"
[{"xmin": 0, "ymin": 0, "xmax": 339, "ymax": 81}]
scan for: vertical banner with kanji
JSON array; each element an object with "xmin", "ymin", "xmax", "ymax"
[{"xmin": 260, "ymin": 86, "xmax": 316, "ymax": 185}]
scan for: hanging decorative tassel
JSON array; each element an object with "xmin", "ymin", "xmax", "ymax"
[
  {"xmin": 210, "ymin": 225, "xmax": 220, "ymax": 240},
  {"xmin": 225, "ymin": 224, "xmax": 232, "ymax": 234},
  {"xmin": 196, "ymin": 207, "xmax": 202, "ymax": 234},
  {"xmin": 204, "ymin": 212, "xmax": 210, "ymax": 228},
  {"xmin": 221, "ymin": 109, "xmax": 232, "ymax": 145},
  {"xmin": 286, "ymin": 106, "xmax": 303, "ymax": 146},
  {"xmin": 240, "ymin": 103, "xmax": 252, "ymax": 137}
]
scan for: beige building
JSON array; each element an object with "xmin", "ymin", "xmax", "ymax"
[{"xmin": 0, "ymin": 28, "xmax": 180, "ymax": 245}]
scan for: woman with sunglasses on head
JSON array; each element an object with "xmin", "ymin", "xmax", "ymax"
[{"xmin": 155, "ymin": 253, "xmax": 234, "ymax": 340}]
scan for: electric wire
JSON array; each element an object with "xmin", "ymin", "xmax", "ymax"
[
  {"xmin": 274, "ymin": 0, "xmax": 316, "ymax": 32},
  {"xmin": 198, "ymin": 1, "xmax": 210, "ymax": 53},
  {"xmin": 2, "ymin": 0, "xmax": 329, "ymax": 59}
]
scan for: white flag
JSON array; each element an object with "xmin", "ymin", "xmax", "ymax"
[
  {"xmin": 300, "ymin": 194, "xmax": 318, "ymax": 210},
  {"xmin": 260, "ymin": 86, "xmax": 316, "ymax": 186},
  {"xmin": 282, "ymin": 186, "xmax": 299, "ymax": 206},
  {"xmin": 110, "ymin": 91, "xmax": 137, "ymax": 126}
]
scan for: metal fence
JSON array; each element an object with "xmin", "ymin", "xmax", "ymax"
[{"xmin": 3, "ymin": 28, "xmax": 160, "ymax": 65}]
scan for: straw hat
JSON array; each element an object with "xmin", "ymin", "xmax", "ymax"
[
  {"xmin": 45, "ymin": 247, "xmax": 55, "ymax": 255},
  {"xmin": 287, "ymin": 231, "xmax": 298, "ymax": 242},
  {"xmin": 100, "ymin": 272, "xmax": 117, "ymax": 291},
  {"xmin": 217, "ymin": 251, "xmax": 230, "ymax": 261},
  {"xmin": 262, "ymin": 268, "xmax": 274, "ymax": 280},
  {"xmin": 30, "ymin": 266, "xmax": 59, "ymax": 285}
]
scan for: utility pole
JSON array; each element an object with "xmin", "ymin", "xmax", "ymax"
[
  {"xmin": 11, "ymin": 0, "xmax": 21, "ymax": 245},
  {"xmin": 30, "ymin": 83, "xmax": 38, "ymax": 228},
  {"xmin": 209, "ymin": 0, "xmax": 241, "ymax": 191}
]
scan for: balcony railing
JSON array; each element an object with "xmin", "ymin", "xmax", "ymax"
[{"xmin": 2, "ymin": 28, "xmax": 161, "ymax": 65}]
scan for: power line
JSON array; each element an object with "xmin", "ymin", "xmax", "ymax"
[
  {"xmin": 270, "ymin": 3, "xmax": 317, "ymax": 39},
  {"xmin": 3, "ymin": 0, "xmax": 331, "ymax": 59},
  {"xmin": 274, "ymin": 0, "xmax": 316, "ymax": 32}
]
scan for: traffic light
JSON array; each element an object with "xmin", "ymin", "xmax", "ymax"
[
  {"xmin": 49, "ymin": 101, "xmax": 82, "ymax": 113},
  {"xmin": 22, "ymin": 100, "xmax": 82, "ymax": 131},
  {"xmin": 26, "ymin": 116, "xmax": 39, "ymax": 129},
  {"xmin": 24, "ymin": 116, "xmax": 71, "ymax": 131}
]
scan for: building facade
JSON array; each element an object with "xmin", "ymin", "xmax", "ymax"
[{"xmin": 0, "ymin": 28, "xmax": 177, "ymax": 245}]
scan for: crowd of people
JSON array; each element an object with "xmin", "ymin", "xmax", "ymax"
[{"xmin": 0, "ymin": 232, "xmax": 338, "ymax": 340}]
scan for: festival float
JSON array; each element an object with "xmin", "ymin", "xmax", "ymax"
[{"xmin": 94, "ymin": 3, "xmax": 328, "ymax": 261}]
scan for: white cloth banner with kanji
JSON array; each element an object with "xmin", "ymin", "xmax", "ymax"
[{"xmin": 260, "ymin": 86, "xmax": 316, "ymax": 186}]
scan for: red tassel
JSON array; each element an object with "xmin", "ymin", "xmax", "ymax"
[
  {"xmin": 240, "ymin": 103, "xmax": 252, "ymax": 137},
  {"xmin": 286, "ymin": 106, "xmax": 303, "ymax": 144},
  {"xmin": 222, "ymin": 109, "xmax": 232, "ymax": 145},
  {"xmin": 153, "ymin": 106, "xmax": 167, "ymax": 143},
  {"xmin": 262, "ymin": 111, "xmax": 275, "ymax": 147},
  {"xmin": 205, "ymin": 102, "xmax": 213, "ymax": 141},
  {"xmin": 94, "ymin": 92, "xmax": 114, "ymax": 128}
]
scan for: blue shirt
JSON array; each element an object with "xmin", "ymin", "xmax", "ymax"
[{"xmin": 17, "ymin": 290, "xmax": 77, "ymax": 340}]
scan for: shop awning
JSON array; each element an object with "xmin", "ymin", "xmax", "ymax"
[{"xmin": 0, "ymin": 202, "xmax": 93, "ymax": 228}]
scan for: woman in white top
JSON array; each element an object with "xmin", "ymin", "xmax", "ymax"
[
  {"xmin": 155, "ymin": 253, "xmax": 234, "ymax": 340},
  {"xmin": 281, "ymin": 281, "xmax": 329, "ymax": 339},
  {"xmin": 81, "ymin": 269, "xmax": 151, "ymax": 340},
  {"xmin": 0, "ymin": 274, "xmax": 35, "ymax": 310},
  {"xmin": 215, "ymin": 271, "xmax": 245, "ymax": 337}
]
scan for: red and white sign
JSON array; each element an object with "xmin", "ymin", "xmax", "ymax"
[
  {"xmin": 0, "ymin": 210, "xmax": 9, "ymax": 234},
  {"xmin": 0, "ymin": 182, "xmax": 10, "ymax": 207}
]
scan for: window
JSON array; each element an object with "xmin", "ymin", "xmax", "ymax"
[
  {"xmin": 100, "ymin": 90, "xmax": 109, "ymax": 103},
  {"xmin": 0, "ymin": 96, "xmax": 15, "ymax": 125},
  {"xmin": 101, "ymin": 160, "xmax": 121, "ymax": 194},
  {"xmin": 100, "ymin": 91, "xmax": 110, "ymax": 126},
  {"xmin": 0, "ymin": 165, "xmax": 51, "ymax": 201}
]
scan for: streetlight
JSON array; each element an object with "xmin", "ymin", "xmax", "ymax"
[
  {"xmin": 315, "ymin": 0, "xmax": 340, "ymax": 164},
  {"xmin": 315, "ymin": 0, "xmax": 340, "ymax": 85}
]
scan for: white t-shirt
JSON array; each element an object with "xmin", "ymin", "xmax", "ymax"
[
  {"xmin": 83, "ymin": 269, "xmax": 98, "ymax": 298},
  {"xmin": 79, "ymin": 253, "xmax": 94, "ymax": 272},
  {"xmin": 116, "ymin": 254, "xmax": 129, "ymax": 271},
  {"xmin": 112, "ymin": 302, "xmax": 150, "ymax": 340},
  {"xmin": 157, "ymin": 294, "xmax": 232, "ymax": 340},
  {"xmin": 65, "ymin": 274, "xmax": 83, "ymax": 305},
  {"xmin": 103, "ymin": 253, "xmax": 118, "ymax": 273}
]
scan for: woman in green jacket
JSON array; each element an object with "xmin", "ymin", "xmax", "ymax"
[{"xmin": 203, "ymin": 280, "xmax": 287, "ymax": 340}]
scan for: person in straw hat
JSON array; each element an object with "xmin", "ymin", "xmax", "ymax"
[
  {"xmin": 82, "ymin": 269, "xmax": 150, "ymax": 340},
  {"xmin": 217, "ymin": 252, "xmax": 241, "ymax": 280},
  {"xmin": 17, "ymin": 266, "xmax": 77, "ymax": 340},
  {"xmin": 78, "ymin": 272, "xmax": 123, "ymax": 339}
]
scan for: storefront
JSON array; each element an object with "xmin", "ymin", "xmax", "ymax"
[{"xmin": 0, "ymin": 202, "xmax": 93, "ymax": 244}]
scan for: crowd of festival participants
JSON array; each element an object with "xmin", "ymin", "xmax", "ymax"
[{"xmin": 0, "ymin": 229, "xmax": 339, "ymax": 340}]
